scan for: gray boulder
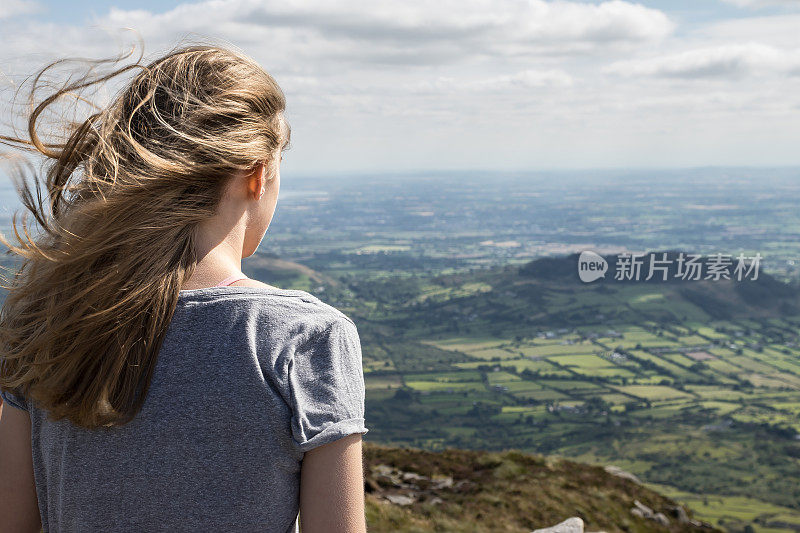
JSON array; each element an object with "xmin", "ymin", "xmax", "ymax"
[
  {"xmin": 532, "ymin": 517, "xmax": 584, "ymax": 533},
  {"xmin": 384, "ymin": 493, "xmax": 415, "ymax": 506}
]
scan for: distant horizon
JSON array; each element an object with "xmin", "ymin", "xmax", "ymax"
[
  {"xmin": 285, "ymin": 164, "xmax": 800, "ymax": 178},
  {"xmin": 2, "ymin": 164, "xmax": 800, "ymax": 187}
]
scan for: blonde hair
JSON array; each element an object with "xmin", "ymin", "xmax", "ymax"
[{"xmin": 0, "ymin": 41, "xmax": 290, "ymax": 428}]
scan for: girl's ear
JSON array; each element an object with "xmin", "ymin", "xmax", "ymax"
[
  {"xmin": 247, "ymin": 162, "xmax": 266, "ymax": 200},
  {"xmin": 257, "ymin": 163, "xmax": 266, "ymax": 199}
]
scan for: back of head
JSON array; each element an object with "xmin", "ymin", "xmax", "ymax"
[{"xmin": 0, "ymin": 41, "xmax": 289, "ymax": 428}]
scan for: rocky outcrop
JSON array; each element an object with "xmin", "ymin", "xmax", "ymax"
[
  {"xmin": 367, "ymin": 463, "xmax": 475, "ymax": 506},
  {"xmin": 629, "ymin": 499, "xmax": 711, "ymax": 529}
]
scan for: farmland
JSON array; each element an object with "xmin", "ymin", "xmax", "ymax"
[{"xmin": 331, "ymin": 258, "xmax": 800, "ymax": 533}]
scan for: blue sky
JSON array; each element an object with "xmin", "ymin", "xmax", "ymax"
[
  {"xmin": 19, "ymin": 1, "xmax": 795, "ymax": 28},
  {"xmin": 2, "ymin": 0, "xmax": 800, "ymax": 174}
]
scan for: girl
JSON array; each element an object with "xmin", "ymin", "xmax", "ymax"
[{"xmin": 0, "ymin": 42, "xmax": 369, "ymax": 532}]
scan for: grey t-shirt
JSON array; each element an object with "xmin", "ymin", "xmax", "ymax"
[{"xmin": 0, "ymin": 286, "xmax": 369, "ymax": 532}]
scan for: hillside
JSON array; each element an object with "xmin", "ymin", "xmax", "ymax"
[
  {"xmin": 332, "ymin": 250, "xmax": 800, "ymax": 531},
  {"xmin": 362, "ymin": 441, "xmax": 719, "ymax": 532}
]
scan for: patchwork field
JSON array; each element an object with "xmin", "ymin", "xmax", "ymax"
[{"xmin": 365, "ymin": 312, "xmax": 800, "ymax": 532}]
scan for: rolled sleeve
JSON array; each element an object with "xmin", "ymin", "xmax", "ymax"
[
  {"xmin": 0, "ymin": 388, "xmax": 28, "ymax": 411},
  {"xmin": 287, "ymin": 316, "xmax": 368, "ymax": 454}
]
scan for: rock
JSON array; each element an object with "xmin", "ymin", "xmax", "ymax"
[
  {"xmin": 630, "ymin": 500, "xmax": 675, "ymax": 528},
  {"xmin": 431, "ymin": 475, "xmax": 453, "ymax": 489},
  {"xmin": 632, "ymin": 499, "xmax": 654, "ymax": 519},
  {"xmin": 372, "ymin": 464, "xmax": 404, "ymax": 488},
  {"xmin": 689, "ymin": 518, "xmax": 715, "ymax": 528},
  {"xmin": 604, "ymin": 465, "xmax": 642, "ymax": 484},
  {"xmin": 452, "ymin": 479, "xmax": 476, "ymax": 492},
  {"xmin": 375, "ymin": 473, "xmax": 402, "ymax": 488},
  {"xmin": 532, "ymin": 517, "xmax": 584, "ymax": 533},
  {"xmin": 384, "ymin": 493, "xmax": 415, "ymax": 506},
  {"xmin": 401, "ymin": 471, "xmax": 426, "ymax": 482},
  {"xmin": 373, "ymin": 464, "xmax": 393, "ymax": 476},
  {"xmin": 653, "ymin": 512, "xmax": 670, "ymax": 526},
  {"xmin": 668, "ymin": 504, "xmax": 690, "ymax": 524}
]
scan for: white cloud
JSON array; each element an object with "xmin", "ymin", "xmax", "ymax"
[
  {"xmin": 702, "ymin": 14, "xmax": 800, "ymax": 48},
  {"xmin": 470, "ymin": 69, "xmax": 574, "ymax": 90},
  {"xmin": 0, "ymin": 0, "xmax": 39, "ymax": 20},
  {"xmin": 605, "ymin": 42, "xmax": 800, "ymax": 78},
  {"xmin": 408, "ymin": 69, "xmax": 574, "ymax": 94},
  {"xmin": 94, "ymin": 0, "xmax": 674, "ymax": 66}
]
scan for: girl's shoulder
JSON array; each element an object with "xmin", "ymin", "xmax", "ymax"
[
  {"xmin": 227, "ymin": 278, "xmax": 282, "ymax": 290},
  {"xmin": 208, "ymin": 279, "xmax": 354, "ymax": 327},
  {"xmin": 177, "ymin": 279, "xmax": 355, "ymax": 335}
]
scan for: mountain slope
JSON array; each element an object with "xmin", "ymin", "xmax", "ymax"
[{"xmin": 363, "ymin": 441, "xmax": 719, "ymax": 532}]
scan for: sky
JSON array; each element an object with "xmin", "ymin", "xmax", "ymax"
[{"xmin": 1, "ymin": 0, "xmax": 800, "ymax": 175}]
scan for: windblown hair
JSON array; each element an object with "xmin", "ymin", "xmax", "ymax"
[{"xmin": 0, "ymin": 41, "xmax": 290, "ymax": 428}]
